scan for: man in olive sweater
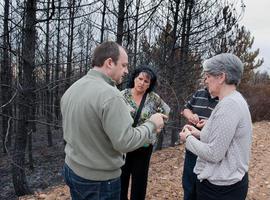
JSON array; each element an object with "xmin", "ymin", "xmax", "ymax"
[{"xmin": 61, "ymin": 41, "xmax": 166, "ymax": 200}]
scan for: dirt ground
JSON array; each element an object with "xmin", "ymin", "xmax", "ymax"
[{"xmin": 4, "ymin": 121, "xmax": 270, "ymax": 200}]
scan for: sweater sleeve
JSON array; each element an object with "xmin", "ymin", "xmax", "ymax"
[
  {"xmin": 186, "ymin": 99, "xmax": 239, "ymax": 163},
  {"xmin": 101, "ymin": 95, "xmax": 156, "ymax": 153}
]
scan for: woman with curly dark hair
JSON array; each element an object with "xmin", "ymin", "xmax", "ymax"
[{"xmin": 120, "ymin": 66, "xmax": 170, "ymax": 200}]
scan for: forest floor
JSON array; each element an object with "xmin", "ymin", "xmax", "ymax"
[{"xmin": 1, "ymin": 121, "xmax": 270, "ymax": 200}]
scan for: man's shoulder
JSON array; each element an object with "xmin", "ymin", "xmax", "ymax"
[
  {"xmin": 194, "ymin": 88, "xmax": 209, "ymax": 97},
  {"xmin": 99, "ymin": 84, "xmax": 122, "ymax": 99},
  {"xmin": 80, "ymin": 77, "xmax": 123, "ymax": 105},
  {"xmin": 102, "ymin": 84, "xmax": 126, "ymax": 102}
]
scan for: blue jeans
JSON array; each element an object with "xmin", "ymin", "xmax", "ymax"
[
  {"xmin": 62, "ymin": 163, "xmax": 121, "ymax": 200},
  {"xmin": 182, "ymin": 150, "xmax": 197, "ymax": 200}
]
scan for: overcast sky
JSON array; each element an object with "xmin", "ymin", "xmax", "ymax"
[{"xmin": 240, "ymin": 0, "xmax": 270, "ymax": 73}]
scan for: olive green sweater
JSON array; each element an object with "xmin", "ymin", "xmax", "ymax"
[{"xmin": 61, "ymin": 69, "xmax": 156, "ymax": 181}]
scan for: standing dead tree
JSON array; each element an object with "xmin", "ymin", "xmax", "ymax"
[
  {"xmin": 1, "ymin": 0, "xmax": 13, "ymax": 153},
  {"xmin": 12, "ymin": 0, "xmax": 37, "ymax": 195}
]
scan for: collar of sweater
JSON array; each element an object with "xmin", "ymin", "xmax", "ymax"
[{"xmin": 88, "ymin": 69, "xmax": 116, "ymax": 86}]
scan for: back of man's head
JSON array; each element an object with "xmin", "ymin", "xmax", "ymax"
[{"xmin": 91, "ymin": 41, "xmax": 121, "ymax": 68}]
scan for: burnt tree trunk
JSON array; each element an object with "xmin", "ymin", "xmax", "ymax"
[
  {"xmin": 65, "ymin": 0, "xmax": 76, "ymax": 90},
  {"xmin": 12, "ymin": 0, "xmax": 36, "ymax": 195},
  {"xmin": 100, "ymin": 0, "xmax": 107, "ymax": 43},
  {"xmin": 45, "ymin": 0, "xmax": 52, "ymax": 146},
  {"xmin": 116, "ymin": 0, "xmax": 125, "ymax": 45},
  {"xmin": 133, "ymin": 0, "xmax": 140, "ymax": 66},
  {"xmin": 1, "ymin": 0, "xmax": 12, "ymax": 153},
  {"xmin": 54, "ymin": 0, "xmax": 61, "ymax": 125}
]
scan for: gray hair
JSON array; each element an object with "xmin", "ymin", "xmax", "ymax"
[{"xmin": 202, "ymin": 53, "xmax": 244, "ymax": 85}]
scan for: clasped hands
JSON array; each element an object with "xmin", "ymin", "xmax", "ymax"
[{"xmin": 179, "ymin": 124, "xmax": 200, "ymax": 142}]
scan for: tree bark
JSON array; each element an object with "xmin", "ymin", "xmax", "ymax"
[
  {"xmin": 45, "ymin": 0, "xmax": 52, "ymax": 146},
  {"xmin": 116, "ymin": 0, "xmax": 125, "ymax": 45},
  {"xmin": 133, "ymin": 0, "xmax": 140, "ymax": 66},
  {"xmin": 100, "ymin": 0, "xmax": 107, "ymax": 43},
  {"xmin": 54, "ymin": 0, "xmax": 61, "ymax": 124},
  {"xmin": 65, "ymin": 0, "xmax": 76, "ymax": 90},
  {"xmin": 12, "ymin": 0, "xmax": 36, "ymax": 195},
  {"xmin": 1, "ymin": 0, "xmax": 12, "ymax": 153}
]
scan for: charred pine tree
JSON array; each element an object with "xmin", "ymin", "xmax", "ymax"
[
  {"xmin": 54, "ymin": 0, "xmax": 62, "ymax": 125},
  {"xmin": 65, "ymin": 0, "xmax": 76, "ymax": 90},
  {"xmin": 169, "ymin": 0, "xmax": 181, "ymax": 147},
  {"xmin": 1, "ymin": 0, "xmax": 13, "ymax": 153},
  {"xmin": 45, "ymin": 0, "xmax": 53, "ymax": 146},
  {"xmin": 100, "ymin": 0, "xmax": 107, "ymax": 43},
  {"xmin": 116, "ymin": 0, "xmax": 125, "ymax": 45},
  {"xmin": 84, "ymin": 23, "xmax": 92, "ymax": 74},
  {"xmin": 133, "ymin": 0, "xmax": 140, "ymax": 66},
  {"xmin": 12, "ymin": 0, "xmax": 37, "ymax": 195}
]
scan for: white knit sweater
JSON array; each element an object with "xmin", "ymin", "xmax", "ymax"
[{"xmin": 186, "ymin": 90, "xmax": 252, "ymax": 185}]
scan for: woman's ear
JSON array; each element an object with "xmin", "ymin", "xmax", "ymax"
[{"xmin": 219, "ymin": 72, "xmax": 226, "ymax": 84}]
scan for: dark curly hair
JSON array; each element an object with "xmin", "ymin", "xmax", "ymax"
[{"xmin": 127, "ymin": 66, "xmax": 157, "ymax": 93}]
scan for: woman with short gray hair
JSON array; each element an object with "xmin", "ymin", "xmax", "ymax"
[
  {"xmin": 202, "ymin": 53, "xmax": 244, "ymax": 85},
  {"xmin": 179, "ymin": 53, "xmax": 252, "ymax": 200}
]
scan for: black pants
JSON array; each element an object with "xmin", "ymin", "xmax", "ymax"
[
  {"xmin": 120, "ymin": 145, "xmax": 153, "ymax": 200},
  {"xmin": 196, "ymin": 173, "xmax": 249, "ymax": 200}
]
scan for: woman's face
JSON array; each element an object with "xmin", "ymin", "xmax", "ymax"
[
  {"xmin": 204, "ymin": 73, "xmax": 222, "ymax": 97},
  {"xmin": 133, "ymin": 72, "xmax": 151, "ymax": 94}
]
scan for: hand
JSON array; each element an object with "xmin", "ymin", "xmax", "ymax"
[
  {"xmin": 149, "ymin": 113, "xmax": 168, "ymax": 133},
  {"xmin": 188, "ymin": 114, "xmax": 199, "ymax": 125},
  {"xmin": 179, "ymin": 124, "xmax": 201, "ymax": 142},
  {"xmin": 185, "ymin": 124, "xmax": 200, "ymax": 139},
  {"xmin": 179, "ymin": 127, "xmax": 191, "ymax": 142},
  {"xmin": 196, "ymin": 119, "xmax": 207, "ymax": 129}
]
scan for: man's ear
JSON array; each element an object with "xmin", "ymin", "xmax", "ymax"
[{"xmin": 104, "ymin": 58, "xmax": 113, "ymax": 69}]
